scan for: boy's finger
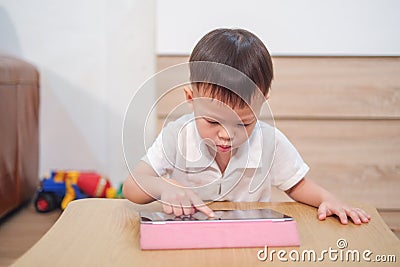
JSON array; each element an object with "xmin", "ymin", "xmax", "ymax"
[
  {"xmin": 189, "ymin": 194, "xmax": 215, "ymax": 217},
  {"xmin": 195, "ymin": 204, "xmax": 215, "ymax": 218},
  {"xmin": 347, "ymin": 209, "xmax": 361, "ymax": 225},
  {"xmin": 356, "ymin": 209, "xmax": 370, "ymax": 223},
  {"xmin": 336, "ymin": 209, "xmax": 348, "ymax": 224},
  {"xmin": 185, "ymin": 191, "xmax": 215, "ymax": 217},
  {"xmin": 172, "ymin": 205, "xmax": 183, "ymax": 217},
  {"xmin": 181, "ymin": 200, "xmax": 195, "ymax": 215},
  {"xmin": 356, "ymin": 208, "xmax": 371, "ymax": 220},
  {"xmin": 317, "ymin": 204, "xmax": 327, "ymax": 220},
  {"xmin": 163, "ymin": 204, "xmax": 173, "ymax": 214}
]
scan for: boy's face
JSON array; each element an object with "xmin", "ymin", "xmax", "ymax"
[{"xmin": 185, "ymin": 87, "xmax": 263, "ymax": 154}]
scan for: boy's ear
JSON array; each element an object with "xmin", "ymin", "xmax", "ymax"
[{"xmin": 184, "ymin": 86, "xmax": 194, "ymax": 110}]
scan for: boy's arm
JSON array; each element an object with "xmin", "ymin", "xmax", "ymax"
[
  {"xmin": 122, "ymin": 163, "xmax": 161, "ymax": 204},
  {"xmin": 285, "ymin": 178, "xmax": 371, "ymax": 225},
  {"xmin": 122, "ymin": 161, "xmax": 214, "ymax": 217}
]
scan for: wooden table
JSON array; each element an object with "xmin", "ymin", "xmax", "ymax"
[{"xmin": 12, "ymin": 199, "xmax": 400, "ymax": 266}]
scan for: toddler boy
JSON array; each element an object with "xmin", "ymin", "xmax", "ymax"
[{"xmin": 123, "ymin": 28, "xmax": 370, "ymax": 225}]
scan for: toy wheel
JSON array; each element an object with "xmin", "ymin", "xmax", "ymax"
[{"xmin": 34, "ymin": 192, "xmax": 57, "ymax": 213}]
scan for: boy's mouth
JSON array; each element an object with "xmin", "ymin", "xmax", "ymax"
[{"xmin": 216, "ymin": 144, "xmax": 232, "ymax": 152}]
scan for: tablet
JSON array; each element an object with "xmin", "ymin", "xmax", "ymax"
[
  {"xmin": 139, "ymin": 208, "xmax": 300, "ymax": 249},
  {"xmin": 140, "ymin": 208, "xmax": 293, "ymax": 224}
]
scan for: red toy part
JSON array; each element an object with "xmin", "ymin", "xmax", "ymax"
[
  {"xmin": 36, "ymin": 198, "xmax": 49, "ymax": 212},
  {"xmin": 77, "ymin": 172, "xmax": 111, "ymax": 198}
]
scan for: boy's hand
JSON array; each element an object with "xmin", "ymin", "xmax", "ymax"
[
  {"xmin": 285, "ymin": 178, "xmax": 371, "ymax": 226},
  {"xmin": 318, "ymin": 200, "xmax": 371, "ymax": 225},
  {"xmin": 160, "ymin": 178, "xmax": 215, "ymax": 218}
]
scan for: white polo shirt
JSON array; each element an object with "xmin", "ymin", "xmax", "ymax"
[{"xmin": 142, "ymin": 113, "xmax": 309, "ymax": 202}]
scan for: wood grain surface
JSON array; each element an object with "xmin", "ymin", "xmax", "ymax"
[{"xmin": 12, "ymin": 199, "xmax": 400, "ymax": 267}]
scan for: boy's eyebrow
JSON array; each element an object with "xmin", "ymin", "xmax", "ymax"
[{"xmin": 201, "ymin": 113, "xmax": 257, "ymax": 124}]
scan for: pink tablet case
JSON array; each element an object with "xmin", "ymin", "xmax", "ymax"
[{"xmin": 140, "ymin": 217, "xmax": 300, "ymax": 250}]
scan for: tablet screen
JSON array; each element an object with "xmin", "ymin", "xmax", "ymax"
[{"xmin": 140, "ymin": 208, "xmax": 293, "ymax": 224}]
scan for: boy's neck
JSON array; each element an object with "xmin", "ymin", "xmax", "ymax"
[{"xmin": 214, "ymin": 149, "xmax": 237, "ymax": 174}]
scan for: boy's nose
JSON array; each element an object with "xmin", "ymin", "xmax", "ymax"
[{"xmin": 217, "ymin": 126, "xmax": 232, "ymax": 141}]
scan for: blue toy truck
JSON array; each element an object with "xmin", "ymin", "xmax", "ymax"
[{"xmin": 34, "ymin": 171, "xmax": 87, "ymax": 213}]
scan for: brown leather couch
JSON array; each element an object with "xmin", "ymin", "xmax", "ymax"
[{"xmin": 0, "ymin": 55, "xmax": 39, "ymax": 218}]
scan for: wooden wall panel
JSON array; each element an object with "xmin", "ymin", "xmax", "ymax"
[
  {"xmin": 276, "ymin": 120, "xmax": 400, "ymax": 210},
  {"xmin": 157, "ymin": 56, "xmax": 400, "ymax": 119},
  {"xmin": 270, "ymin": 57, "xmax": 400, "ymax": 118}
]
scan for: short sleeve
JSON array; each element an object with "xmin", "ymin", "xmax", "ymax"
[
  {"xmin": 270, "ymin": 128, "xmax": 310, "ymax": 191},
  {"xmin": 141, "ymin": 121, "xmax": 178, "ymax": 176}
]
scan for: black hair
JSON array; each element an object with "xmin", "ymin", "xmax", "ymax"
[{"xmin": 189, "ymin": 28, "xmax": 273, "ymax": 108}]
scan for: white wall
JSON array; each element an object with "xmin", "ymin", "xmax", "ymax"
[
  {"xmin": 157, "ymin": 0, "xmax": 400, "ymax": 56},
  {"xmin": 1, "ymin": 0, "xmax": 398, "ymax": 187},
  {"xmin": 0, "ymin": 0, "xmax": 156, "ymax": 186}
]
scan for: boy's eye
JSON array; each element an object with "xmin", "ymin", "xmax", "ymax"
[
  {"xmin": 238, "ymin": 120, "xmax": 255, "ymax": 127},
  {"xmin": 204, "ymin": 118, "xmax": 219, "ymax": 124}
]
